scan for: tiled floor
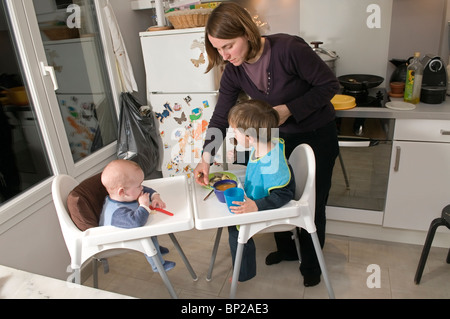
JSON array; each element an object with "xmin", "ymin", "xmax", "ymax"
[{"xmin": 83, "ymin": 228, "xmax": 450, "ymax": 299}]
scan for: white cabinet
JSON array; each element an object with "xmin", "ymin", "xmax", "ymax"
[{"xmin": 384, "ymin": 119, "xmax": 450, "ymax": 231}]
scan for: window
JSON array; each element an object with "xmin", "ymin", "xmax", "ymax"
[
  {"xmin": 0, "ymin": 1, "xmax": 52, "ymax": 204},
  {"xmin": 0, "ymin": 0, "xmax": 119, "ymax": 209}
]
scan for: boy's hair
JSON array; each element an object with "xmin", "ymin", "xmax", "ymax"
[{"xmin": 228, "ymin": 99, "xmax": 279, "ymax": 143}]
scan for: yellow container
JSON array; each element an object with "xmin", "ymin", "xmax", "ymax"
[
  {"xmin": 331, "ymin": 94, "xmax": 356, "ymax": 110},
  {"xmin": 7, "ymin": 87, "xmax": 29, "ymax": 106}
]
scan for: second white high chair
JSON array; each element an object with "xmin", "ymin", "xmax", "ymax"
[{"xmin": 230, "ymin": 144, "xmax": 335, "ymax": 298}]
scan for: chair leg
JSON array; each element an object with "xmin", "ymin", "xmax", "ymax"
[
  {"xmin": 169, "ymin": 233, "xmax": 198, "ymax": 281},
  {"xmin": 338, "ymin": 152, "xmax": 350, "ymax": 190},
  {"xmin": 311, "ymin": 232, "xmax": 335, "ymax": 299},
  {"xmin": 414, "ymin": 217, "xmax": 444, "ymax": 284},
  {"xmin": 230, "ymin": 242, "xmax": 244, "ymax": 299},
  {"xmin": 92, "ymin": 258, "xmax": 99, "ymax": 288},
  {"xmin": 74, "ymin": 268, "xmax": 81, "ymax": 285},
  {"xmin": 151, "ymin": 255, "xmax": 178, "ymax": 299},
  {"xmin": 293, "ymin": 228, "xmax": 302, "ymax": 264},
  {"xmin": 207, "ymin": 227, "xmax": 223, "ymax": 281}
]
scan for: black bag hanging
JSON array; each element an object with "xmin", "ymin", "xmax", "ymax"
[{"xmin": 117, "ymin": 92, "xmax": 160, "ymax": 178}]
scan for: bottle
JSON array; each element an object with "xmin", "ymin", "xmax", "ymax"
[{"xmin": 404, "ymin": 52, "xmax": 423, "ymax": 104}]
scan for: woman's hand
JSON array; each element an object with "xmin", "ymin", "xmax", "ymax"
[
  {"xmin": 193, "ymin": 155, "xmax": 211, "ymax": 186},
  {"xmin": 273, "ymin": 104, "xmax": 292, "ymax": 126},
  {"xmin": 229, "ymin": 195, "xmax": 258, "ymax": 214}
]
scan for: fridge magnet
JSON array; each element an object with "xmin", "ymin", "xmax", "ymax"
[
  {"xmin": 81, "ymin": 103, "xmax": 95, "ymax": 121},
  {"xmin": 203, "ymin": 100, "xmax": 210, "ymax": 109},
  {"xmin": 190, "ymin": 108, "xmax": 203, "ymax": 122},
  {"xmin": 166, "ymin": 161, "xmax": 177, "ymax": 173},
  {"xmin": 68, "ymin": 106, "xmax": 78, "ymax": 118},
  {"xmin": 191, "ymin": 39, "xmax": 205, "ymax": 54},
  {"xmin": 177, "ymin": 130, "xmax": 191, "ymax": 157},
  {"xmin": 191, "ymin": 53, "xmax": 206, "ymax": 68},
  {"xmin": 173, "ymin": 103, "xmax": 182, "ymax": 112},
  {"xmin": 174, "ymin": 128, "xmax": 184, "ymax": 140},
  {"xmin": 193, "ymin": 120, "xmax": 208, "ymax": 141},
  {"xmin": 155, "ymin": 102, "xmax": 173, "ymax": 123},
  {"xmin": 183, "ymin": 165, "xmax": 193, "ymax": 174},
  {"xmin": 174, "ymin": 112, "xmax": 187, "ymax": 125},
  {"xmin": 184, "ymin": 96, "xmax": 192, "ymax": 106}
]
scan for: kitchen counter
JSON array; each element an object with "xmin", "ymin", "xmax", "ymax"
[
  {"xmin": 0, "ymin": 265, "xmax": 134, "ymax": 299},
  {"xmin": 336, "ymin": 98, "xmax": 450, "ymax": 119}
]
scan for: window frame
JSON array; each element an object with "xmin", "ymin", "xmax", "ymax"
[{"xmin": 0, "ymin": 0, "xmax": 122, "ymax": 233}]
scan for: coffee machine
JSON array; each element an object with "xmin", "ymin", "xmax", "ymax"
[{"xmin": 420, "ymin": 54, "xmax": 447, "ymax": 104}]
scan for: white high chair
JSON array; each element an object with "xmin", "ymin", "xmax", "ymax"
[
  {"xmin": 230, "ymin": 144, "xmax": 335, "ymax": 298},
  {"xmin": 52, "ymin": 174, "xmax": 197, "ymax": 299}
]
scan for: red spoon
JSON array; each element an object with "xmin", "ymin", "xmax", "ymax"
[{"xmin": 150, "ymin": 206, "xmax": 174, "ymax": 216}]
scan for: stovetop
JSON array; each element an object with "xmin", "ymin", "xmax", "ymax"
[{"xmin": 341, "ymin": 87, "xmax": 388, "ymax": 108}]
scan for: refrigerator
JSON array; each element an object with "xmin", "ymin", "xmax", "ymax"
[
  {"xmin": 44, "ymin": 37, "xmax": 106, "ymax": 162},
  {"xmin": 140, "ymin": 27, "xmax": 228, "ymax": 178}
]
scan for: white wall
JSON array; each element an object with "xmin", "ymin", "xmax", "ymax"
[
  {"xmin": 109, "ymin": 0, "xmax": 155, "ymax": 104},
  {"xmin": 299, "ymin": 0, "xmax": 393, "ymax": 86},
  {"xmin": 0, "ymin": 200, "xmax": 71, "ymax": 280},
  {"xmin": 387, "ymin": 0, "xmax": 448, "ymax": 82}
]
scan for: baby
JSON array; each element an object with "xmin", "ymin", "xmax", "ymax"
[{"xmin": 99, "ymin": 159, "xmax": 175, "ymax": 272}]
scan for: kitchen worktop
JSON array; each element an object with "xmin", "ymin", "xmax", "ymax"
[
  {"xmin": 0, "ymin": 265, "xmax": 134, "ymax": 299},
  {"xmin": 336, "ymin": 97, "xmax": 450, "ymax": 119}
]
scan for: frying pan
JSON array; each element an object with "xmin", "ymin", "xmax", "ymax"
[{"xmin": 338, "ymin": 74, "xmax": 384, "ymax": 91}]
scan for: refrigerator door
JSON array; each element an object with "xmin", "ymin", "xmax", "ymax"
[
  {"xmin": 152, "ymin": 92, "xmax": 227, "ymax": 177},
  {"xmin": 57, "ymin": 94, "xmax": 104, "ymax": 162},
  {"xmin": 140, "ymin": 27, "xmax": 221, "ymax": 94}
]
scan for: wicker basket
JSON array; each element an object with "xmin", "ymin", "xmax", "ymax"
[
  {"xmin": 42, "ymin": 26, "xmax": 80, "ymax": 41},
  {"xmin": 166, "ymin": 9, "xmax": 212, "ymax": 29}
]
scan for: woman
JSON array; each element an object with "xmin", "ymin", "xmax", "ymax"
[{"xmin": 193, "ymin": 2, "xmax": 340, "ymax": 287}]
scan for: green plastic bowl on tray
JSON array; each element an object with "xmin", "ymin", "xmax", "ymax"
[{"xmin": 205, "ymin": 172, "xmax": 238, "ymax": 190}]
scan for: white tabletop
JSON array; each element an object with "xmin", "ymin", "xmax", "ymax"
[
  {"xmin": 192, "ymin": 171, "xmax": 299, "ymax": 230},
  {"xmin": 0, "ymin": 265, "xmax": 133, "ymax": 299}
]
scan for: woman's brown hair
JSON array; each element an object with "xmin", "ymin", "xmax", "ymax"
[{"xmin": 205, "ymin": 2, "xmax": 262, "ymax": 73}]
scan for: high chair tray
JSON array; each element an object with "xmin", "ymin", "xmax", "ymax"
[{"xmin": 191, "ymin": 171, "xmax": 298, "ymax": 230}]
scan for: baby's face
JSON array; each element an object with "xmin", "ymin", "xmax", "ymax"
[{"xmin": 121, "ymin": 171, "xmax": 144, "ymax": 201}]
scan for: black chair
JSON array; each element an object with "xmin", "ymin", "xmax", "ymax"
[{"xmin": 414, "ymin": 205, "xmax": 450, "ymax": 284}]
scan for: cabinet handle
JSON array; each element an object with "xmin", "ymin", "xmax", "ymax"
[
  {"xmin": 440, "ymin": 129, "xmax": 450, "ymax": 136},
  {"xmin": 394, "ymin": 146, "xmax": 401, "ymax": 172}
]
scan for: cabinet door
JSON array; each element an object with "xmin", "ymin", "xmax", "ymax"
[{"xmin": 383, "ymin": 141, "xmax": 450, "ymax": 231}]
